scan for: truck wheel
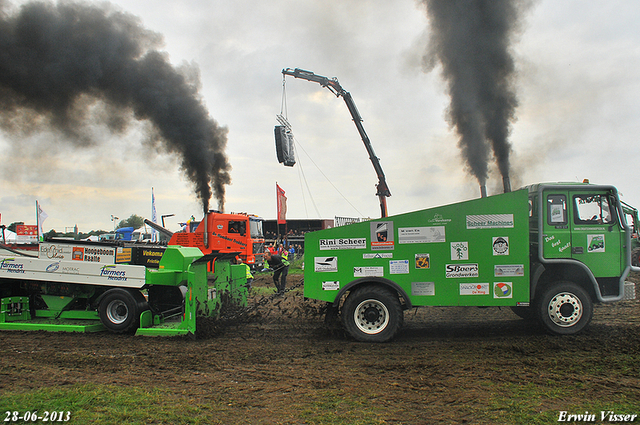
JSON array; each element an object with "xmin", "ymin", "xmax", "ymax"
[
  {"xmin": 342, "ymin": 286, "xmax": 403, "ymax": 342},
  {"xmin": 632, "ymin": 247, "xmax": 640, "ymax": 267},
  {"xmin": 536, "ymin": 281, "xmax": 593, "ymax": 335},
  {"xmin": 99, "ymin": 289, "xmax": 146, "ymax": 333}
]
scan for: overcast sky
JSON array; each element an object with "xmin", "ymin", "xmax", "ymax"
[{"xmin": 1, "ymin": 0, "xmax": 639, "ymax": 233}]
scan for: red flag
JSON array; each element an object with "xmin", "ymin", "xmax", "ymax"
[{"xmin": 276, "ymin": 183, "xmax": 287, "ymax": 224}]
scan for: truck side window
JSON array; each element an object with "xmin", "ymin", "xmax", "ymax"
[
  {"xmin": 228, "ymin": 221, "xmax": 246, "ymax": 236},
  {"xmin": 547, "ymin": 195, "xmax": 567, "ymax": 225},
  {"xmin": 573, "ymin": 194, "xmax": 614, "ymax": 225}
]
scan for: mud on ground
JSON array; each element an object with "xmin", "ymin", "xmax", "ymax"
[{"xmin": 1, "ymin": 274, "xmax": 639, "ymax": 424}]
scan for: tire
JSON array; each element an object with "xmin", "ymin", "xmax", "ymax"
[
  {"xmin": 535, "ymin": 281, "xmax": 593, "ymax": 335},
  {"xmin": 632, "ymin": 247, "xmax": 640, "ymax": 267},
  {"xmin": 99, "ymin": 289, "xmax": 146, "ymax": 333},
  {"xmin": 342, "ymin": 286, "xmax": 403, "ymax": 342}
]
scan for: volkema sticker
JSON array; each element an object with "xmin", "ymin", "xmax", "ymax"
[
  {"xmin": 445, "ymin": 264, "xmax": 479, "ymax": 278},
  {"xmin": 319, "ymin": 238, "xmax": 367, "ymax": 250},
  {"xmin": 466, "ymin": 214, "xmax": 514, "ymax": 229},
  {"xmin": 314, "ymin": 257, "xmax": 338, "ymax": 272}
]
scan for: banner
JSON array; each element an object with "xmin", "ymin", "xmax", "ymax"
[{"xmin": 276, "ymin": 183, "xmax": 287, "ymax": 224}]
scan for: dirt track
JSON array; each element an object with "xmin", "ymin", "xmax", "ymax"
[{"xmin": 1, "ymin": 274, "xmax": 640, "ymax": 424}]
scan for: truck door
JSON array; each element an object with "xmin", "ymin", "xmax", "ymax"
[
  {"xmin": 542, "ymin": 192, "xmax": 572, "ymax": 259},
  {"xmin": 569, "ymin": 191, "xmax": 623, "ymax": 278}
]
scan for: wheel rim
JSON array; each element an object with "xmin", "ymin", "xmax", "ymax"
[
  {"xmin": 353, "ymin": 298, "xmax": 389, "ymax": 334},
  {"xmin": 106, "ymin": 299, "xmax": 129, "ymax": 325},
  {"xmin": 547, "ymin": 292, "xmax": 582, "ymax": 327}
]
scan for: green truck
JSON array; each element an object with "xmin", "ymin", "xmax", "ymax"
[
  {"xmin": 303, "ymin": 182, "xmax": 638, "ymax": 342},
  {"xmin": 0, "ymin": 241, "xmax": 248, "ymax": 336}
]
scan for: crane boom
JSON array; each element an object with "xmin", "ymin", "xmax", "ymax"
[{"xmin": 282, "ymin": 68, "xmax": 391, "ymax": 218}]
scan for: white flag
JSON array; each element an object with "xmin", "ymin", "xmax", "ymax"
[{"xmin": 37, "ymin": 201, "xmax": 48, "ymax": 240}]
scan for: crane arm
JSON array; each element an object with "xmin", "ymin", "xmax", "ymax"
[{"xmin": 282, "ymin": 68, "xmax": 391, "ymax": 217}]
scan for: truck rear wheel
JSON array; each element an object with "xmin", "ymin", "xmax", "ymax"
[
  {"xmin": 632, "ymin": 247, "xmax": 640, "ymax": 267},
  {"xmin": 536, "ymin": 281, "xmax": 593, "ymax": 335},
  {"xmin": 99, "ymin": 289, "xmax": 146, "ymax": 333},
  {"xmin": 342, "ymin": 286, "xmax": 403, "ymax": 342}
]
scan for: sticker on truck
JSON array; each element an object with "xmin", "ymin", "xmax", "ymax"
[
  {"xmin": 319, "ymin": 238, "xmax": 367, "ymax": 250},
  {"xmin": 466, "ymin": 214, "xmax": 514, "ymax": 229},
  {"xmin": 494, "ymin": 265, "xmax": 524, "ymax": 277},
  {"xmin": 371, "ymin": 222, "xmax": 394, "ymax": 250},
  {"xmin": 412, "ymin": 282, "xmax": 435, "ymax": 296},
  {"xmin": 354, "ymin": 266, "xmax": 384, "ymax": 277},
  {"xmin": 398, "ymin": 226, "xmax": 446, "ymax": 244},
  {"xmin": 460, "ymin": 283, "xmax": 489, "ymax": 295},
  {"xmin": 389, "ymin": 260, "xmax": 409, "ymax": 274},
  {"xmin": 314, "ymin": 257, "xmax": 338, "ymax": 272},
  {"xmin": 322, "ymin": 281, "xmax": 340, "ymax": 291},
  {"xmin": 493, "ymin": 282, "xmax": 513, "ymax": 298},
  {"xmin": 415, "ymin": 253, "xmax": 430, "ymax": 269},
  {"xmin": 445, "ymin": 264, "xmax": 479, "ymax": 278},
  {"xmin": 492, "ymin": 237, "xmax": 509, "ymax": 255},
  {"xmin": 451, "ymin": 242, "xmax": 469, "ymax": 260}
]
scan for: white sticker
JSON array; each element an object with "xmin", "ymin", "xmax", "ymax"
[
  {"xmin": 587, "ymin": 234, "xmax": 605, "ymax": 253},
  {"xmin": 446, "ymin": 264, "xmax": 479, "ymax": 278},
  {"xmin": 363, "ymin": 253, "xmax": 393, "ymax": 259},
  {"xmin": 319, "ymin": 238, "xmax": 367, "ymax": 250},
  {"xmin": 494, "ymin": 265, "xmax": 524, "ymax": 277},
  {"xmin": 451, "ymin": 242, "xmax": 469, "ymax": 260},
  {"xmin": 460, "ymin": 283, "xmax": 489, "ymax": 295},
  {"xmin": 390, "ymin": 260, "xmax": 410, "ymax": 274},
  {"xmin": 398, "ymin": 226, "xmax": 446, "ymax": 244},
  {"xmin": 314, "ymin": 257, "xmax": 338, "ymax": 272},
  {"xmin": 466, "ymin": 214, "xmax": 514, "ymax": 229},
  {"xmin": 322, "ymin": 281, "xmax": 340, "ymax": 291},
  {"xmin": 354, "ymin": 266, "xmax": 384, "ymax": 277},
  {"xmin": 492, "ymin": 237, "xmax": 509, "ymax": 256}
]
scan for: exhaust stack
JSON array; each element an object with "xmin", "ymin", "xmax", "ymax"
[
  {"xmin": 503, "ymin": 176, "xmax": 511, "ymax": 193},
  {"xmin": 480, "ymin": 185, "xmax": 487, "ymax": 198}
]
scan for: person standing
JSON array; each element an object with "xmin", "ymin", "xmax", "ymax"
[
  {"xmin": 264, "ymin": 250, "xmax": 289, "ymax": 294},
  {"xmin": 238, "ymin": 257, "xmax": 253, "ymax": 291}
]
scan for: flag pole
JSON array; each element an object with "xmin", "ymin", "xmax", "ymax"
[
  {"xmin": 36, "ymin": 200, "xmax": 40, "ymax": 241},
  {"xmin": 276, "ymin": 182, "xmax": 280, "ymax": 244}
]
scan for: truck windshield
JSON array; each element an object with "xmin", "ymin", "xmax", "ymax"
[{"xmin": 250, "ymin": 219, "xmax": 263, "ymax": 239}]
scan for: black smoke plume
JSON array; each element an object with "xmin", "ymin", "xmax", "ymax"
[
  {"xmin": 421, "ymin": 0, "xmax": 528, "ymax": 194},
  {"xmin": 0, "ymin": 1, "xmax": 230, "ymax": 212}
]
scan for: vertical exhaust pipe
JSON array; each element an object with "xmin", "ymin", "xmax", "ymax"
[
  {"xmin": 503, "ymin": 176, "xmax": 511, "ymax": 193},
  {"xmin": 203, "ymin": 209, "xmax": 209, "ymax": 248},
  {"xmin": 480, "ymin": 185, "xmax": 487, "ymax": 198}
]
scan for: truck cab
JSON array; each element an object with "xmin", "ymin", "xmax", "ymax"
[
  {"xmin": 527, "ymin": 183, "xmax": 631, "ymax": 302},
  {"xmin": 169, "ymin": 212, "xmax": 265, "ymax": 268}
]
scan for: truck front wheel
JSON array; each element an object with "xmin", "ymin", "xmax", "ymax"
[
  {"xmin": 342, "ymin": 286, "xmax": 403, "ymax": 342},
  {"xmin": 536, "ymin": 281, "xmax": 593, "ymax": 335},
  {"xmin": 99, "ymin": 289, "xmax": 146, "ymax": 333}
]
